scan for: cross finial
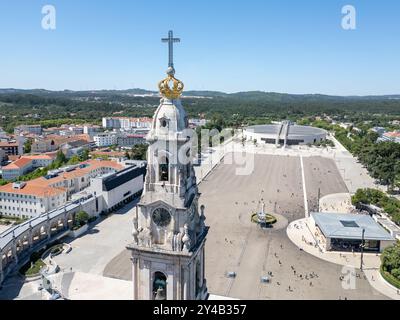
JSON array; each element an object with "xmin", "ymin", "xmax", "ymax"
[{"xmin": 162, "ymin": 30, "xmax": 180, "ymax": 75}]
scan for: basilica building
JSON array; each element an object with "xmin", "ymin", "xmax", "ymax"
[{"xmin": 127, "ymin": 31, "xmax": 209, "ymax": 301}]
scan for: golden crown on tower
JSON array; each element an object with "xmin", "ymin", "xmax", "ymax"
[{"xmin": 158, "ymin": 69, "xmax": 184, "ymax": 100}]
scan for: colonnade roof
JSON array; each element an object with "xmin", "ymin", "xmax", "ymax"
[{"xmin": 0, "ymin": 199, "xmax": 91, "ymax": 251}]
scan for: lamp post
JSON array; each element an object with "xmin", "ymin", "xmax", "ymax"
[{"xmin": 360, "ymin": 228, "xmax": 365, "ymax": 271}]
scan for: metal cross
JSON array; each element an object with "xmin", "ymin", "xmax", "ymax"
[{"xmin": 162, "ymin": 30, "xmax": 180, "ymax": 69}]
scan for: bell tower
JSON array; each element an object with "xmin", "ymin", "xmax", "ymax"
[{"xmin": 127, "ymin": 30, "xmax": 209, "ymax": 301}]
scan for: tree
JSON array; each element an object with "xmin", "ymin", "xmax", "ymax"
[
  {"xmin": 23, "ymin": 139, "xmax": 32, "ymax": 154},
  {"xmin": 131, "ymin": 144, "xmax": 148, "ymax": 160},
  {"xmin": 79, "ymin": 149, "xmax": 89, "ymax": 161},
  {"xmin": 75, "ymin": 211, "xmax": 90, "ymax": 228},
  {"xmin": 381, "ymin": 242, "xmax": 400, "ymax": 281},
  {"xmin": 67, "ymin": 155, "xmax": 81, "ymax": 165},
  {"xmin": 352, "ymin": 188, "xmax": 400, "ymax": 225},
  {"xmin": 51, "ymin": 150, "xmax": 67, "ymax": 169}
]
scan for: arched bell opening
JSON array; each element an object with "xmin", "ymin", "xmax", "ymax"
[
  {"xmin": 159, "ymin": 156, "xmax": 169, "ymax": 182},
  {"xmin": 153, "ymin": 271, "xmax": 167, "ymax": 300}
]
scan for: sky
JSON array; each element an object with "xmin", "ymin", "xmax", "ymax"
[{"xmin": 0, "ymin": 0, "xmax": 399, "ymax": 95}]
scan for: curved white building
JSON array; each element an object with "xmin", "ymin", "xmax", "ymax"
[{"xmin": 244, "ymin": 121, "xmax": 327, "ymax": 146}]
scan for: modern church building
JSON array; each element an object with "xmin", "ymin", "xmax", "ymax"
[{"xmin": 244, "ymin": 121, "xmax": 327, "ymax": 147}]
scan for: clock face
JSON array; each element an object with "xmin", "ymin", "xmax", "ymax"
[{"xmin": 152, "ymin": 208, "xmax": 171, "ymax": 227}]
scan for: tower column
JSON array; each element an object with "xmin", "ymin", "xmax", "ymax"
[
  {"xmin": 183, "ymin": 266, "xmax": 190, "ymax": 300},
  {"xmin": 132, "ymin": 258, "xmax": 139, "ymax": 299},
  {"xmin": 200, "ymin": 247, "xmax": 205, "ymax": 288}
]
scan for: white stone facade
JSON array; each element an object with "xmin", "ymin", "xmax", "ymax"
[{"xmin": 127, "ymin": 95, "xmax": 209, "ymax": 300}]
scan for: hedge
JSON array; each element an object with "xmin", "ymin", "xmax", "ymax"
[{"xmin": 380, "ymin": 266, "xmax": 400, "ymax": 289}]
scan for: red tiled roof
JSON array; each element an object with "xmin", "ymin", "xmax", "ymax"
[
  {"xmin": 3, "ymin": 157, "xmax": 32, "ymax": 170},
  {"xmin": 0, "ymin": 183, "xmax": 65, "ymax": 197},
  {"xmin": 0, "ymin": 142, "xmax": 19, "ymax": 148},
  {"xmin": 384, "ymin": 132, "xmax": 400, "ymax": 138}
]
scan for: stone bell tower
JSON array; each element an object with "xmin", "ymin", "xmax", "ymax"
[{"xmin": 127, "ymin": 30, "xmax": 209, "ymax": 301}]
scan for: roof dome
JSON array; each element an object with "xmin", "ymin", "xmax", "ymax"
[{"xmin": 148, "ymin": 98, "xmax": 188, "ymax": 141}]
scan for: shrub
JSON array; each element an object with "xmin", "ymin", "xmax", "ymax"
[
  {"xmin": 74, "ymin": 211, "xmax": 90, "ymax": 228},
  {"xmin": 381, "ymin": 266, "xmax": 400, "ymax": 289},
  {"xmin": 381, "ymin": 242, "xmax": 400, "ymax": 288},
  {"xmin": 19, "ymin": 249, "xmax": 47, "ymax": 276},
  {"xmin": 352, "ymin": 188, "xmax": 400, "ymax": 225},
  {"xmin": 88, "ymin": 216, "xmax": 97, "ymax": 223},
  {"xmin": 50, "ymin": 244, "xmax": 64, "ymax": 256}
]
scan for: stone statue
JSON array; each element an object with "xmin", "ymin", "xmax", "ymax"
[
  {"xmin": 132, "ymin": 215, "xmax": 139, "ymax": 245},
  {"xmin": 182, "ymin": 224, "xmax": 191, "ymax": 252},
  {"xmin": 167, "ymin": 231, "xmax": 174, "ymax": 248},
  {"xmin": 138, "ymin": 227, "xmax": 151, "ymax": 247}
]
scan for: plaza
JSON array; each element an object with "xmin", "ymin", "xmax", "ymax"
[
  {"xmin": 0, "ymin": 146, "xmax": 394, "ymax": 300},
  {"xmin": 198, "ymin": 153, "xmax": 386, "ymax": 300}
]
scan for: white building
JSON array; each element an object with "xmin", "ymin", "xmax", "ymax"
[
  {"xmin": 189, "ymin": 118, "xmax": 208, "ymax": 128},
  {"xmin": 94, "ymin": 133, "xmax": 118, "ymax": 147},
  {"xmin": 0, "ymin": 163, "xmax": 147, "ymax": 285},
  {"xmin": 14, "ymin": 125, "xmax": 42, "ymax": 136},
  {"xmin": 84, "ymin": 125, "xmax": 101, "ymax": 137},
  {"xmin": 379, "ymin": 131, "xmax": 400, "ymax": 144},
  {"xmin": 87, "ymin": 163, "xmax": 146, "ymax": 212},
  {"xmin": 0, "ymin": 181, "xmax": 67, "ymax": 218},
  {"xmin": 116, "ymin": 134, "xmax": 146, "ymax": 147},
  {"xmin": 1, "ymin": 154, "xmax": 56, "ymax": 181},
  {"xmin": 244, "ymin": 121, "xmax": 327, "ymax": 146},
  {"xmin": 102, "ymin": 117, "xmax": 152, "ymax": 131},
  {"xmin": 0, "ymin": 159, "xmax": 124, "ymax": 218}
]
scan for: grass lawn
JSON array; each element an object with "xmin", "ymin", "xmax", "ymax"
[{"xmin": 20, "ymin": 259, "xmax": 46, "ymax": 276}]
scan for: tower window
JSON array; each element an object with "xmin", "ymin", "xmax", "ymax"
[
  {"xmin": 159, "ymin": 157, "xmax": 169, "ymax": 182},
  {"xmin": 153, "ymin": 272, "xmax": 167, "ymax": 300},
  {"xmin": 160, "ymin": 117, "xmax": 168, "ymax": 128}
]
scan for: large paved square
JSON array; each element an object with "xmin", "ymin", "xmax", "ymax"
[{"xmin": 199, "ymin": 153, "xmax": 386, "ymax": 300}]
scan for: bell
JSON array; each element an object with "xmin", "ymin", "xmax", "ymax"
[{"xmin": 154, "ymin": 287, "xmax": 166, "ymax": 300}]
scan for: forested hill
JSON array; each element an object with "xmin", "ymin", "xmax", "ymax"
[
  {"xmin": 0, "ymin": 88, "xmax": 399, "ymax": 133},
  {"xmin": 1, "ymin": 88, "xmax": 399, "ymax": 101}
]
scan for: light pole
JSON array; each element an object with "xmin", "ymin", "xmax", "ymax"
[{"xmin": 360, "ymin": 228, "xmax": 365, "ymax": 271}]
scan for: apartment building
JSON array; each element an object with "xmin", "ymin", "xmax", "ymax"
[
  {"xmin": 0, "ymin": 141, "xmax": 22, "ymax": 156},
  {"xmin": 31, "ymin": 134, "xmax": 92, "ymax": 153},
  {"xmin": 0, "ymin": 181, "xmax": 66, "ymax": 218},
  {"xmin": 94, "ymin": 133, "xmax": 118, "ymax": 147},
  {"xmin": 14, "ymin": 125, "xmax": 42, "ymax": 136},
  {"xmin": 102, "ymin": 117, "xmax": 152, "ymax": 130},
  {"xmin": 380, "ymin": 131, "xmax": 400, "ymax": 143},
  {"xmin": 116, "ymin": 134, "xmax": 146, "ymax": 147},
  {"xmin": 1, "ymin": 154, "xmax": 56, "ymax": 181},
  {"xmin": 0, "ymin": 159, "xmax": 125, "ymax": 218}
]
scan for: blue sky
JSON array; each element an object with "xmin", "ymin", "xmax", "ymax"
[{"xmin": 0, "ymin": 0, "xmax": 399, "ymax": 95}]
